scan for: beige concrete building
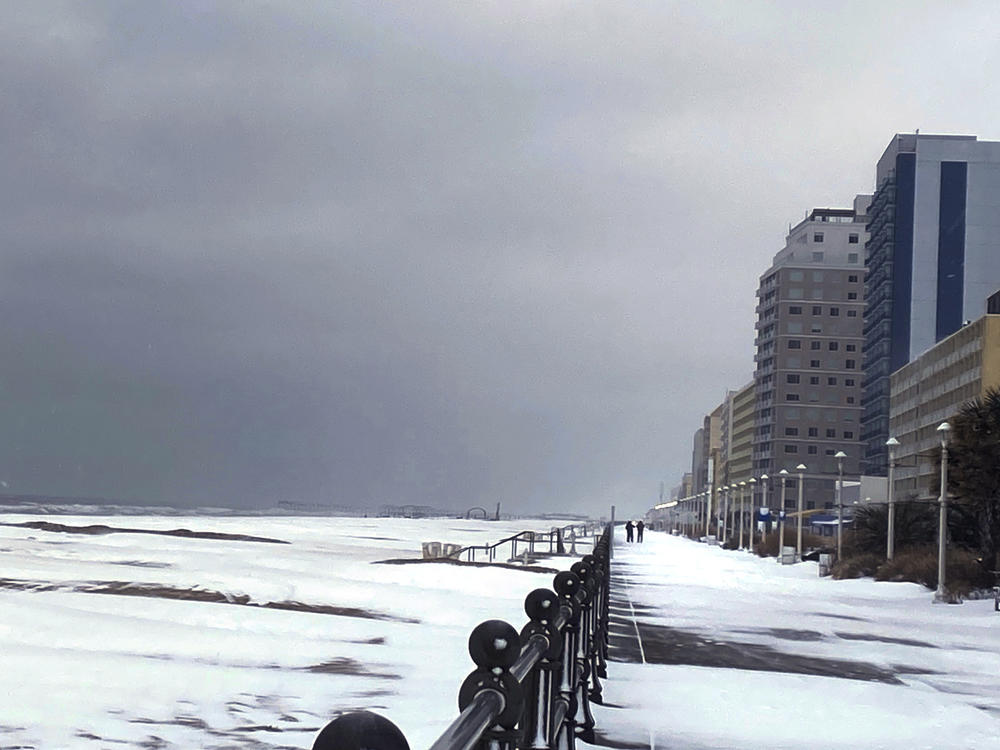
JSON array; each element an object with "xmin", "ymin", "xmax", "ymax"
[
  {"xmin": 753, "ymin": 199, "xmax": 869, "ymax": 510},
  {"xmin": 890, "ymin": 314, "xmax": 1000, "ymax": 499},
  {"xmin": 728, "ymin": 380, "xmax": 755, "ymax": 486}
]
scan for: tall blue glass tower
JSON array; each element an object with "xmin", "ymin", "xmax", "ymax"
[{"xmin": 861, "ymin": 134, "xmax": 1000, "ymax": 475}]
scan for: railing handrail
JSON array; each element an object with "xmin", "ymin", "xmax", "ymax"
[{"xmin": 448, "ymin": 521, "xmax": 601, "ymax": 562}]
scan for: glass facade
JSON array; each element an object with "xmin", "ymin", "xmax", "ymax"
[
  {"xmin": 936, "ymin": 161, "xmax": 968, "ymax": 341},
  {"xmin": 861, "ymin": 153, "xmax": 915, "ymax": 476}
]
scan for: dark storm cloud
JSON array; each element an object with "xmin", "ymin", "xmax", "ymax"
[{"xmin": 2, "ymin": 2, "xmax": 1000, "ymax": 514}]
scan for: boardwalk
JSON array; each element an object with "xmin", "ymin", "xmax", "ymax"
[{"xmin": 590, "ymin": 528, "xmax": 1000, "ymax": 750}]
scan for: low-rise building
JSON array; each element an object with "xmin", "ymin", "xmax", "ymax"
[{"xmin": 889, "ymin": 313, "xmax": 1000, "ymax": 499}]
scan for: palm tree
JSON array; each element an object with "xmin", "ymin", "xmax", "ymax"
[
  {"xmin": 931, "ymin": 387, "xmax": 1000, "ymax": 570},
  {"xmin": 851, "ymin": 499, "xmax": 937, "ymax": 555}
]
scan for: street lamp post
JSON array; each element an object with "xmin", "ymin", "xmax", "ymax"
[
  {"xmin": 935, "ymin": 422, "xmax": 952, "ymax": 603},
  {"xmin": 738, "ymin": 481, "xmax": 747, "ymax": 550},
  {"xmin": 705, "ymin": 486, "xmax": 712, "ymax": 539},
  {"xmin": 886, "ymin": 437, "xmax": 899, "ymax": 561},
  {"xmin": 796, "ymin": 464, "xmax": 807, "ymax": 561},
  {"xmin": 747, "ymin": 478, "xmax": 757, "ymax": 552},
  {"xmin": 778, "ymin": 469, "xmax": 788, "ymax": 562},
  {"xmin": 726, "ymin": 482, "xmax": 740, "ymax": 539},
  {"xmin": 835, "ymin": 451, "xmax": 847, "ymax": 559},
  {"xmin": 761, "ymin": 473, "xmax": 769, "ymax": 541},
  {"xmin": 717, "ymin": 485, "xmax": 726, "ymax": 543}
]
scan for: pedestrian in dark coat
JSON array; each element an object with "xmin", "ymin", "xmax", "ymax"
[
  {"xmin": 636, "ymin": 520, "xmax": 645, "ymax": 542},
  {"xmin": 625, "ymin": 520, "xmax": 635, "ymax": 542}
]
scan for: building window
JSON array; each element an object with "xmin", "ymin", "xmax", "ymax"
[
  {"xmin": 812, "ymin": 251, "xmax": 824, "ymax": 262},
  {"xmin": 846, "ymin": 396, "xmax": 855, "ymax": 404},
  {"xmin": 786, "ymin": 394, "xmax": 800, "ymax": 401},
  {"xmin": 785, "ymin": 445, "xmax": 798, "ymax": 453},
  {"xmin": 826, "ymin": 428, "xmax": 836, "ymax": 438},
  {"xmin": 847, "ymin": 310, "xmax": 858, "ymax": 317},
  {"xmin": 829, "ymin": 307, "xmax": 839, "ymax": 316},
  {"xmin": 811, "ymin": 289, "xmax": 824, "ymax": 300},
  {"xmin": 848, "ymin": 253, "xmax": 859, "ymax": 263},
  {"xmin": 844, "ymin": 431, "xmax": 854, "ymax": 439},
  {"xmin": 847, "ymin": 292, "xmax": 858, "ymax": 300},
  {"xmin": 808, "ymin": 445, "xmax": 818, "ymax": 454},
  {"xmin": 846, "ymin": 344, "xmax": 856, "ymax": 352},
  {"xmin": 789, "ymin": 305, "xmax": 802, "ymax": 314},
  {"xmin": 787, "ymin": 356, "xmax": 801, "ymax": 367},
  {"xmin": 810, "ymin": 359, "xmax": 821, "ymax": 368},
  {"xmin": 813, "ymin": 233, "xmax": 824, "ymax": 243},
  {"xmin": 785, "ymin": 427, "xmax": 799, "ymax": 436},
  {"xmin": 848, "ymin": 275, "xmax": 859, "ymax": 283},
  {"xmin": 811, "ymin": 324, "xmax": 823, "ymax": 333},
  {"xmin": 845, "ymin": 378, "xmax": 855, "ymax": 386},
  {"xmin": 845, "ymin": 359, "xmax": 856, "ymax": 369},
  {"xmin": 808, "ymin": 427, "xmax": 818, "ymax": 437},
  {"xmin": 825, "ymin": 448, "xmax": 836, "ymax": 455},
  {"xmin": 828, "ymin": 342, "xmax": 839, "ymax": 351},
  {"xmin": 789, "ymin": 288, "xmax": 804, "ymax": 299},
  {"xmin": 788, "ymin": 340, "xmax": 801, "ymax": 349},
  {"xmin": 786, "ymin": 374, "xmax": 800, "ymax": 384},
  {"xmin": 789, "ymin": 270, "xmax": 804, "ymax": 282},
  {"xmin": 787, "ymin": 408, "xmax": 800, "ymax": 419},
  {"xmin": 827, "ymin": 376, "xmax": 837, "ymax": 386},
  {"xmin": 812, "ymin": 271, "xmax": 824, "ymax": 282},
  {"xmin": 788, "ymin": 322, "xmax": 803, "ymax": 333},
  {"xmin": 809, "ymin": 376, "xmax": 820, "ymax": 385},
  {"xmin": 848, "ymin": 233, "xmax": 859, "ymax": 244},
  {"xmin": 812, "ymin": 306, "xmax": 822, "ymax": 315}
]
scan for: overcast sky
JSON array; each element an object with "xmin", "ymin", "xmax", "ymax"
[{"xmin": 2, "ymin": 2, "xmax": 999, "ymax": 516}]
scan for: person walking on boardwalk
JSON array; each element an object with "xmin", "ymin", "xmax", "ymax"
[
  {"xmin": 625, "ymin": 520, "xmax": 635, "ymax": 542},
  {"xmin": 636, "ymin": 519, "xmax": 645, "ymax": 542}
]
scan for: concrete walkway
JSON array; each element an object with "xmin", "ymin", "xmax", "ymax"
[{"xmin": 586, "ymin": 527, "xmax": 1000, "ymax": 750}]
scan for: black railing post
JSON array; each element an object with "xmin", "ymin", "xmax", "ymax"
[
  {"xmin": 550, "ymin": 571, "xmax": 581, "ymax": 750},
  {"xmin": 592, "ymin": 539, "xmax": 610, "ymax": 679},
  {"xmin": 569, "ymin": 560, "xmax": 596, "ymax": 743},
  {"xmin": 456, "ymin": 620, "xmax": 524, "ymax": 750},
  {"xmin": 518, "ymin": 588, "xmax": 563, "ymax": 750},
  {"xmin": 580, "ymin": 554, "xmax": 603, "ymax": 703},
  {"xmin": 312, "ymin": 711, "xmax": 409, "ymax": 750}
]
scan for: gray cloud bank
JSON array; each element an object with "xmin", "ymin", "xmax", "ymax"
[{"xmin": 2, "ymin": 2, "xmax": 999, "ymax": 515}]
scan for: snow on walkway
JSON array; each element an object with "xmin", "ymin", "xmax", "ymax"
[{"xmin": 592, "ymin": 528, "xmax": 1000, "ymax": 750}]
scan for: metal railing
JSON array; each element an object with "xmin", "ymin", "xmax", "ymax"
[
  {"xmin": 448, "ymin": 522, "xmax": 603, "ymax": 564},
  {"xmin": 313, "ymin": 525, "xmax": 612, "ymax": 750}
]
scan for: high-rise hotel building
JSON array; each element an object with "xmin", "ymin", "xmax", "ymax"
[
  {"xmin": 861, "ymin": 134, "xmax": 1000, "ymax": 475},
  {"xmin": 753, "ymin": 197, "xmax": 870, "ymax": 509}
]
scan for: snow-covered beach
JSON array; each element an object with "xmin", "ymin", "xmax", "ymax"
[
  {"xmin": 2, "ymin": 515, "xmax": 999, "ymax": 749},
  {"xmin": 1, "ymin": 514, "xmax": 580, "ymax": 748}
]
